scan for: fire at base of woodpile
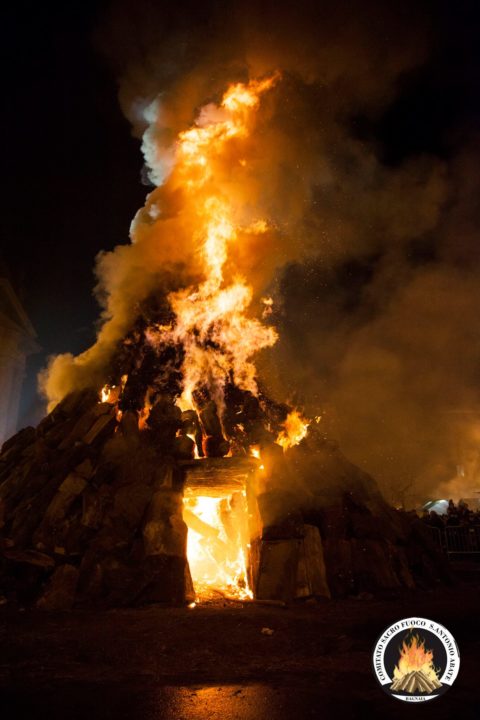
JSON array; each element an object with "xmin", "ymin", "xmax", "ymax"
[{"xmin": 0, "ymin": 383, "xmax": 451, "ymax": 610}]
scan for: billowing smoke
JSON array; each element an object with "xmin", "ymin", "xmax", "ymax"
[{"xmin": 40, "ymin": 0, "xmax": 480, "ymax": 502}]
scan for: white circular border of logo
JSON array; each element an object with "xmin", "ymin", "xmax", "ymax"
[{"xmin": 372, "ymin": 616, "xmax": 460, "ymax": 703}]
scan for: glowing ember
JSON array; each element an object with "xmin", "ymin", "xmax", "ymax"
[
  {"xmin": 187, "ymin": 433, "xmax": 200, "ymax": 459},
  {"xmin": 99, "ymin": 384, "xmax": 119, "ymax": 404},
  {"xmin": 276, "ymin": 409, "xmax": 310, "ymax": 450},
  {"xmin": 261, "ymin": 296, "xmax": 274, "ymax": 318},
  {"xmin": 183, "ymin": 493, "xmax": 252, "ymax": 600},
  {"xmin": 138, "ymin": 406, "xmax": 150, "ymax": 431},
  {"xmin": 99, "ymin": 375, "xmax": 128, "ymax": 408}
]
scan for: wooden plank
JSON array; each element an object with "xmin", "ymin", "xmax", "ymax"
[
  {"xmin": 181, "ymin": 457, "xmax": 258, "ymax": 498},
  {"xmin": 180, "ymin": 456, "xmax": 258, "ymax": 475},
  {"xmin": 296, "ymin": 525, "xmax": 331, "ymax": 599},
  {"xmin": 254, "ymin": 539, "xmax": 302, "ymax": 602},
  {"xmin": 183, "ymin": 477, "xmax": 245, "ymax": 498}
]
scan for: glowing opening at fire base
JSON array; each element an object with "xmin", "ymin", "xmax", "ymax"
[{"xmin": 183, "ymin": 493, "xmax": 252, "ymax": 601}]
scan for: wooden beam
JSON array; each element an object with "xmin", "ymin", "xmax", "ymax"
[{"xmin": 181, "ymin": 457, "xmax": 259, "ymax": 498}]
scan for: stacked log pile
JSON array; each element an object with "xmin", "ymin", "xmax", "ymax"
[
  {"xmin": 0, "ymin": 389, "xmax": 192, "ymax": 609},
  {"xmin": 312, "ymin": 477, "xmax": 449, "ymax": 596},
  {"xmin": 249, "ymin": 426, "xmax": 451, "ymax": 602},
  {"xmin": 0, "ymin": 388, "xmax": 451, "ymax": 609}
]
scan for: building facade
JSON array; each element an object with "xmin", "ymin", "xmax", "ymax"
[{"xmin": 0, "ymin": 278, "xmax": 39, "ymax": 446}]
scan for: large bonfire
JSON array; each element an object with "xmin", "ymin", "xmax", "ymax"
[
  {"xmin": 45, "ymin": 73, "xmax": 307, "ymax": 458},
  {"xmin": 93, "ymin": 73, "xmax": 310, "ymax": 462},
  {"xmin": 0, "ymin": 75, "xmax": 450, "ymax": 610}
]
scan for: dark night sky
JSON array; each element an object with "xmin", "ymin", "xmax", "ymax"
[
  {"xmin": 2, "ymin": 0, "xmax": 480, "ymax": 428},
  {"xmin": 2, "ymin": 1, "xmax": 145, "ymax": 422}
]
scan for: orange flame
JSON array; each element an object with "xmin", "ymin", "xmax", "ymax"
[
  {"xmin": 147, "ymin": 75, "xmax": 280, "ymax": 414},
  {"xmin": 276, "ymin": 409, "xmax": 310, "ymax": 450},
  {"xmin": 99, "ymin": 375, "xmax": 128, "ymax": 406},
  {"xmin": 187, "ymin": 433, "xmax": 200, "ymax": 459},
  {"xmin": 184, "ymin": 494, "xmax": 252, "ymax": 600},
  {"xmin": 100, "ymin": 384, "xmax": 116, "ymax": 404}
]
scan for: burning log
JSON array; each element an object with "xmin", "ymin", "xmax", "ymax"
[
  {"xmin": 147, "ymin": 398, "xmax": 182, "ymax": 452},
  {"xmin": 222, "ymin": 387, "xmax": 282, "ymax": 453},
  {"xmin": 217, "ymin": 493, "xmax": 251, "ymax": 567},
  {"xmin": 202, "ymin": 435, "xmax": 229, "ymax": 458},
  {"xmin": 192, "ymin": 392, "xmax": 229, "ymax": 458},
  {"xmin": 180, "ymin": 457, "xmax": 257, "ymax": 498},
  {"xmin": 119, "ymin": 410, "xmax": 140, "ymax": 438},
  {"xmin": 173, "ymin": 434, "xmax": 195, "ymax": 460},
  {"xmin": 241, "ymin": 395, "xmax": 274, "ymax": 446},
  {"xmin": 183, "ymin": 506, "xmax": 228, "ymax": 564},
  {"xmin": 218, "ymin": 498, "xmax": 238, "ymax": 546},
  {"xmin": 183, "ymin": 507, "xmax": 222, "ymax": 542},
  {"xmin": 195, "ymin": 395, "xmax": 220, "ymax": 436},
  {"xmin": 180, "ymin": 410, "xmax": 203, "ymax": 457},
  {"xmin": 118, "ymin": 370, "xmax": 146, "ymax": 412}
]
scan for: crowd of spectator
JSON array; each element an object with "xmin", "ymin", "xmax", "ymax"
[{"xmin": 422, "ymin": 499, "xmax": 480, "ymax": 530}]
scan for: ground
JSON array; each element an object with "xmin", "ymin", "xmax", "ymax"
[{"xmin": 1, "ymin": 583, "xmax": 479, "ymax": 719}]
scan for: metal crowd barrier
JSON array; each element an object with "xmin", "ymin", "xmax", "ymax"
[
  {"xmin": 425, "ymin": 524, "xmax": 480, "ymax": 556},
  {"xmin": 444, "ymin": 525, "xmax": 480, "ymax": 555},
  {"xmin": 426, "ymin": 525, "xmax": 444, "ymax": 551}
]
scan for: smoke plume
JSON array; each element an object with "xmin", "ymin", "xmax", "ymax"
[{"xmin": 40, "ymin": 0, "xmax": 480, "ymax": 502}]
